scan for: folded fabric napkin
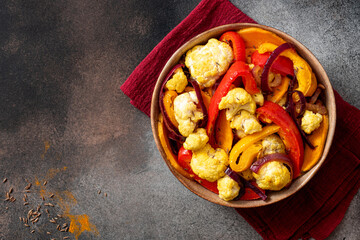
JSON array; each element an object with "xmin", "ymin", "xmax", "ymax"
[{"xmin": 121, "ymin": 0, "xmax": 360, "ymax": 239}]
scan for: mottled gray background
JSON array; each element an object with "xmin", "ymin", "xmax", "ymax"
[{"xmin": 0, "ymin": 0, "xmax": 359, "ymax": 239}]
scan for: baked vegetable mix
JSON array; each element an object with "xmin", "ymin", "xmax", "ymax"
[{"xmin": 157, "ymin": 27, "xmax": 329, "ymax": 201}]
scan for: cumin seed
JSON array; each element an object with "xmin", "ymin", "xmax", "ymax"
[{"xmin": 3, "ymin": 178, "xmax": 7, "ymax": 183}]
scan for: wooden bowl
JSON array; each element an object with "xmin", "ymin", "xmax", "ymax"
[{"xmin": 151, "ymin": 23, "xmax": 336, "ymax": 208}]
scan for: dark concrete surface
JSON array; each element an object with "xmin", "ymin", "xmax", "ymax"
[{"xmin": 0, "ymin": 0, "xmax": 359, "ymax": 239}]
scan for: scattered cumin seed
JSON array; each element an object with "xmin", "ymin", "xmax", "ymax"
[
  {"xmin": 9, "ymin": 187, "xmax": 13, "ymax": 193},
  {"xmin": 10, "ymin": 196, "xmax": 16, "ymax": 202},
  {"xmin": 98, "ymin": 190, "xmax": 101, "ymax": 194},
  {"xmin": 50, "ymin": 218, "xmax": 56, "ymax": 223},
  {"xmin": 25, "ymin": 190, "xmax": 31, "ymax": 193},
  {"xmin": 62, "ymin": 223, "xmax": 68, "ymax": 228},
  {"xmin": 5, "ymin": 207, "xmax": 8, "ymax": 210},
  {"xmin": 63, "ymin": 237, "xmax": 69, "ymax": 239},
  {"xmin": 32, "ymin": 218, "xmax": 39, "ymax": 223},
  {"xmin": 24, "ymin": 202, "xmax": 29, "ymax": 206},
  {"xmin": 45, "ymin": 203, "xmax": 54, "ymax": 207},
  {"xmin": 37, "ymin": 205, "xmax": 41, "ymax": 212},
  {"xmin": 19, "ymin": 217, "xmax": 22, "ymax": 222},
  {"xmin": 22, "ymin": 217, "xmax": 26, "ymax": 222},
  {"xmin": 104, "ymin": 193, "xmax": 107, "ymax": 197},
  {"xmin": 50, "ymin": 194, "xmax": 54, "ymax": 198},
  {"xmin": 24, "ymin": 183, "xmax": 32, "ymax": 190},
  {"xmin": 6, "ymin": 192, "xmax": 9, "ymax": 199},
  {"xmin": 47, "ymin": 231, "xmax": 51, "ymax": 235},
  {"xmin": 31, "ymin": 230, "xmax": 35, "ymax": 233},
  {"xmin": 57, "ymin": 225, "xmax": 61, "ymax": 230},
  {"xmin": 60, "ymin": 229, "xmax": 66, "ymax": 232},
  {"xmin": 43, "ymin": 181, "xmax": 47, "ymax": 186},
  {"xmin": 3, "ymin": 178, "xmax": 7, "ymax": 183},
  {"xmin": 46, "ymin": 209, "xmax": 49, "ymax": 214},
  {"xmin": 24, "ymin": 224, "xmax": 30, "ymax": 227},
  {"xmin": 42, "ymin": 196, "xmax": 45, "ymax": 201},
  {"xmin": 57, "ymin": 214, "xmax": 62, "ymax": 218}
]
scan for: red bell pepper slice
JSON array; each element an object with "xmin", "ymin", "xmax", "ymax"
[
  {"xmin": 219, "ymin": 31, "xmax": 246, "ymax": 62},
  {"xmin": 206, "ymin": 61, "xmax": 260, "ymax": 146},
  {"xmin": 178, "ymin": 147, "xmax": 219, "ymax": 194},
  {"xmin": 251, "ymin": 50, "xmax": 294, "ymax": 77},
  {"xmin": 256, "ymin": 101, "xmax": 304, "ymax": 178}
]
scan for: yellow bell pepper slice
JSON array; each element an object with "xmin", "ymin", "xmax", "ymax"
[
  {"xmin": 229, "ymin": 125, "xmax": 280, "ymax": 172},
  {"xmin": 158, "ymin": 114, "xmax": 192, "ymax": 179},
  {"xmin": 258, "ymin": 43, "xmax": 317, "ymax": 97},
  {"xmin": 236, "ymin": 143, "xmax": 263, "ymax": 172},
  {"xmin": 302, "ymin": 115, "xmax": 329, "ymax": 172}
]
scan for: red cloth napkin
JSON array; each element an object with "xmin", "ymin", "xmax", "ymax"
[{"xmin": 121, "ymin": 0, "xmax": 360, "ymax": 239}]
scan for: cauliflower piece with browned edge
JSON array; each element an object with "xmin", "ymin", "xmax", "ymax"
[
  {"xmin": 301, "ymin": 110, "xmax": 323, "ymax": 134},
  {"xmin": 217, "ymin": 175, "xmax": 240, "ymax": 201},
  {"xmin": 261, "ymin": 134, "xmax": 286, "ymax": 156},
  {"xmin": 165, "ymin": 67, "xmax": 188, "ymax": 93},
  {"xmin": 183, "ymin": 128, "xmax": 209, "ymax": 151},
  {"xmin": 252, "ymin": 161, "xmax": 291, "ymax": 191},
  {"xmin": 190, "ymin": 144, "xmax": 228, "ymax": 182},
  {"xmin": 173, "ymin": 91, "xmax": 204, "ymax": 137},
  {"xmin": 230, "ymin": 110, "xmax": 262, "ymax": 135},
  {"xmin": 219, "ymin": 88, "xmax": 257, "ymax": 120},
  {"xmin": 185, "ymin": 38, "xmax": 233, "ymax": 88}
]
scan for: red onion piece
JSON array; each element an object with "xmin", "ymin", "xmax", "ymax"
[
  {"xmin": 250, "ymin": 153, "xmax": 294, "ymax": 181},
  {"xmin": 159, "ymin": 64, "xmax": 185, "ymax": 142},
  {"xmin": 189, "ymin": 79, "xmax": 208, "ymax": 128},
  {"xmin": 261, "ymin": 43, "xmax": 294, "ymax": 94}
]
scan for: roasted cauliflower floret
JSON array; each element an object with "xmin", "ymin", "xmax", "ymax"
[
  {"xmin": 165, "ymin": 67, "xmax": 188, "ymax": 93},
  {"xmin": 217, "ymin": 175, "xmax": 240, "ymax": 201},
  {"xmin": 190, "ymin": 144, "xmax": 228, "ymax": 182},
  {"xmin": 230, "ymin": 110, "xmax": 262, "ymax": 135},
  {"xmin": 183, "ymin": 128, "xmax": 209, "ymax": 151},
  {"xmin": 301, "ymin": 110, "xmax": 323, "ymax": 134},
  {"xmin": 173, "ymin": 91, "xmax": 203, "ymax": 137},
  {"xmin": 185, "ymin": 38, "xmax": 233, "ymax": 88},
  {"xmin": 252, "ymin": 161, "xmax": 291, "ymax": 191},
  {"xmin": 219, "ymin": 88, "xmax": 257, "ymax": 120},
  {"xmin": 261, "ymin": 134, "xmax": 286, "ymax": 156}
]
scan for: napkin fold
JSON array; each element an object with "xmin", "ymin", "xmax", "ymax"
[{"xmin": 121, "ymin": 0, "xmax": 360, "ymax": 239}]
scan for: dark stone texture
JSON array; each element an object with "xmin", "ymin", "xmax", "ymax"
[{"xmin": 0, "ymin": 0, "xmax": 358, "ymax": 239}]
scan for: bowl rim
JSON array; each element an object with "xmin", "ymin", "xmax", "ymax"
[{"xmin": 151, "ymin": 23, "xmax": 336, "ymax": 208}]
